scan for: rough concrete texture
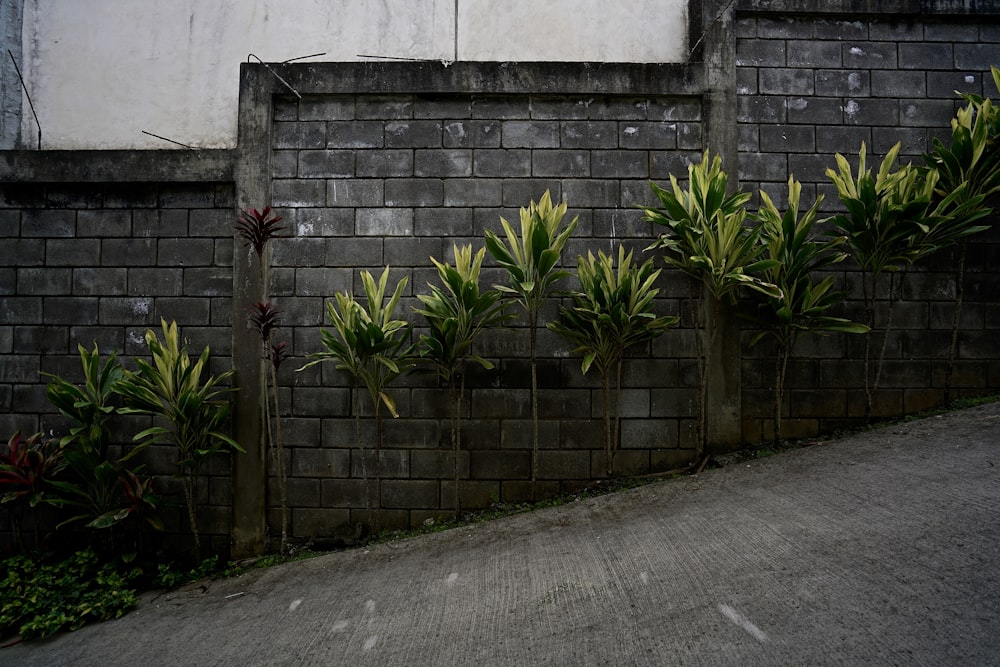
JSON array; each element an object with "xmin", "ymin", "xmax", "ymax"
[{"xmin": 5, "ymin": 402, "xmax": 999, "ymax": 665}]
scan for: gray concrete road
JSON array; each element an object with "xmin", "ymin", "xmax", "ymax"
[{"xmin": 4, "ymin": 403, "xmax": 999, "ymax": 666}]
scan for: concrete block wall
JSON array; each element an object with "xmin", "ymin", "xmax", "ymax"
[
  {"xmin": 0, "ymin": 179, "xmax": 237, "ymax": 555},
  {"xmin": 268, "ymin": 92, "xmax": 706, "ymax": 535},
  {"xmin": 735, "ymin": 11, "xmax": 1000, "ymax": 442}
]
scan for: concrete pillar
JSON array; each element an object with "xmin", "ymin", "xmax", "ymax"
[
  {"xmin": 231, "ymin": 63, "xmax": 273, "ymax": 558},
  {"xmin": 700, "ymin": 0, "xmax": 743, "ymax": 453},
  {"xmin": 1, "ymin": 0, "xmax": 23, "ymax": 148}
]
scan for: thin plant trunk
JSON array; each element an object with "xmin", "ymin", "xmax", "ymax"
[
  {"xmin": 697, "ymin": 297, "xmax": 722, "ymax": 462},
  {"xmin": 354, "ymin": 378, "xmax": 372, "ymax": 527},
  {"xmin": 945, "ymin": 241, "xmax": 967, "ymax": 403},
  {"xmin": 601, "ymin": 368, "xmax": 612, "ymax": 477},
  {"xmin": 873, "ymin": 269, "xmax": 907, "ymax": 401},
  {"xmin": 267, "ymin": 359, "xmax": 287, "ymax": 554},
  {"xmin": 450, "ymin": 369, "xmax": 461, "ymax": 518},
  {"xmin": 688, "ymin": 278, "xmax": 708, "ymax": 460},
  {"xmin": 182, "ymin": 476, "xmax": 201, "ymax": 560},
  {"xmin": 529, "ymin": 308, "xmax": 539, "ymax": 501},
  {"xmin": 613, "ymin": 356, "xmax": 623, "ymax": 474},
  {"xmin": 374, "ymin": 399, "xmax": 383, "ymax": 534},
  {"xmin": 774, "ymin": 340, "xmax": 790, "ymax": 445},
  {"xmin": 861, "ymin": 270, "xmax": 876, "ymax": 421}
]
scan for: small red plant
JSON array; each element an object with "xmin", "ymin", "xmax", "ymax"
[{"xmin": 235, "ymin": 207, "xmax": 286, "ymax": 260}]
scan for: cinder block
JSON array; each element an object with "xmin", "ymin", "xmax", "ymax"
[
  {"xmin": 324, "ymin": 237, "xmax": 383, "ymax": 267},
  {"xmin": 440, "ymin": 480, "xmax": 500, "ymax": 510},
  {"xmin": 77, "ymin": 210, "xmax": 131, "ymax": 237},
  {"xmin": 326, "ymin": 180, "xmax": 384, "ymax": 207},
  {"xmin": 356, "ymin": 96, "xmax": 414, "ymax": 120},
  {"xmin": 293, "ymin": 448, "xmax": 349, "ymax": 478},
  {"xmin": 128, "ymin": 268, "xmax": 183, "ymax": 296},
  {"xmin": 532, "ymin": 151, "xmax": 589, "ymax": 178},
  {"xmin": 898, "ymin": 43, "xmax": 953, "ymax": 70},
  {"xmin": 289, "ymin": 207, "xmax": 354, "ymax": 237},
  {"xmin": 955, "ymin": 43, "xmax": 1000, "ymax": 70},
  {"xmin": 385, "ymin": 179, "xmax": 444, "ymax": 207},
  {"xmin": 470, "ymin": 450, "xmax": 530, "ymax": 480},
  {"xmin": 182, "ymin": 267, "xmax": 230, "ymax": 297},
  {"xmin": 350, "ymin": 448, "xmax": 409, "ymax": 479},
  {"xmin": 788, "ymin": 41, "xmax": 843, "ymax": 68},
  {"xmin": 21, "ymin": 210, "xmax": 75, "ymax": 238},
  {"xmin": 133, "ymin": 210, "xmax": 188, "ymax": 238},
  {"xmin": 590, "ymin": 97, "xmax": 649, "ymax": 121},
  {"xmin": 299, "ymin": 150, "xmax": 355, "ymax": 178},
  {"xmin": 814, "ymin": 19, "xmax": 869, "ymax": 41},
  {"xmin": 385, "ymin": 121, "xmax": 442, "ymax": 148},
  {"xmin": 444, "ymin": 120, "xmax": 502, "ymax": 148},
  {"xmin": 414, "ymin": 97, "xmax": 472, "ymax": 119},
  {"xmin": 321, "ymin": 478, "xmax": 367, "ymax": 507},
  {"xmin": 502, "ymin": 121, "xmax": 560, "ymax": 148},
  {"xmin": 295, "ymin": 267, "xmax": 353, "ymax": 296},
  {"xmin": 871, "ymin": 70, "xmax": 925, "ymax": 98},
  {"xmin": 620, "ymin": 122, "xmax": 677, "ymax": 150},
  {"xmin": 757, "ymin": 17, "xmax": 807, "ymax": 39},
  {"xmin": 443, "ymin": 178, "xmax": 502, "ymax": 207},
  {"xmin": 153, "ymin": 298, "xmax": 211, "ymax": 326},
  {"xmin": 16, "ymin": 267, "xmax": 71, "ymax": 295},
  {"xmin": 759, "ymin": 68, "xmax": 815, "ymax": 95},
  {"xmin": 560, "ymin": 121, "xmax": 618, "ymax": 149},
  {"xmin": 299, "ymin": 96, "xmax": 355, "ymax": 121},
  {"xmin": 356, "ymin": 208, "xmax": 414, "ymax": 236},
  {"xmin": 472, "ymin": 97, "xmax": 531, "ymax": 120},
  {"xmin": 274, "ymin": 121, "xmax": 327, "ymax": 149},
  {"xmin": 272, "ymin": 180, "xmax": 326, "ymax": 207},
  {"xmin": 292, "ymin": 507, "xmax": 351, "ymax": 538},
  {"xmin": 355, "ymin": 150, "xmax": 414, "ymax": 177},
  {"xmin": 560, "ymin": 179, "xmax": 620, "ymax": 208},
  {"xmin": 647, "ymin": 98, "xmax": 702, "ymax": 121},
  {"xmin": 410, "ymin": 449, "xmax": 469, "ymax": 480},
  {"xmin": 502, "ymin": 179, "xmax": 562, "ymax": 207},
  {"xmin": 327, "ymin": 120, "xmax": 384, "ymax": 148},
  {"xmin": 816, "ymin": 70, "xmax": 870, "ymax": 97},
  {"xmin": 899, "ymin": 99, "xmax": 959, "ymax": 127},
  {"xmin": 537, "ymin": 450, "xmax": 590, "ymax": 480},
  {"xmin": 415, "ymin": 150, "xmax": 473, "ymax": 177},
  {"xmin": 291, "ymin": 386, "xmax": 351, "ymax": 417},
  {"xmin": 591, "ymin": 151, "xmax": 647, "ymax": 178},
  {"xmin": 414, "ymin": 208, "xmax": 473, "ymax": 237},
  {"xmin": 737, "ymin": 95, "xmax": 787, "ymax": 124},
  {"xmin": 843, "ymin": 42, "xmax": 898, "ymax": 69},
  {"xmin": 46, "ymin": 239, "xmax": 100, "ymax": 267},
  {"xmin": 474, "ymin": 149, "xmax": 531, "ymax": 178}
]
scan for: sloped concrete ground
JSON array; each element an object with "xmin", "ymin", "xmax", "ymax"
[{"xmin": 5, "ymin": 403, "xmax": 999, "ymax": 666}]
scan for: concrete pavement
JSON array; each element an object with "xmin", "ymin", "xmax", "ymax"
[{"xmin": 4, "ymin": 402, "xmax": 999, "ymax": 666}]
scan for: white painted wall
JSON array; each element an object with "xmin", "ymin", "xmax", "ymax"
[{"xmin": 20, "ymin": 0, "xmax": 687, "ymax": 149}]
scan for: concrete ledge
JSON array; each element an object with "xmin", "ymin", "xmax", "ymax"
[
  {"xmin": 739, "ymin": 0, "xmax": 1000, "ymax": 15},
  {"xmin": 0, "ymin": 149, "xmax": 236, "ymax": 183},
  {"xmin": 255, "ymin": 61, "xmax": 704, "ymax": 97}
]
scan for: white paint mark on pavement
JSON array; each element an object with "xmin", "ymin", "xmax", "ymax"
[
  {"xmin": 447, "ymin": 572, "xmax": 459, "ymax": 585},
  {"xmin": 365, "ymin": 599, "xmax": 376, "ymax": 613},
  {"xmin": 332, "ymin": 620, "xmax": 349, "ymax": 632},
  {"xmin": 639, "ymin": 571, "xmax": 649, "ymax": 585},
  {"xmin": 288, "ymin": 599, "xmax": 302, "ymax": 612},
  {"xmin": 718, "ymin": 604, "xmax": 768, "ymax": 643},
  {"xmin": 363, "ymin": 636, "xmax": 378, "ymax": 650}
]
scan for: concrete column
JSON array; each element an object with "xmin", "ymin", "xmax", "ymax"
[
  {"xmin": 700, "ymin": 0, "xmax": 743, "ymax": 453},
  {"xmin": 231, "ymin": 63, "xmax": 273, "ymax": 558},
  {"xmin": 0, "ymin": 0, "xmax": 23, "ymax": 148}
]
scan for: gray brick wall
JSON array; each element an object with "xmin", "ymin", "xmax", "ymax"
[
  {"xmin": 0, "ymin": 181, "xmax": 236, "ymax": 556},
  {"xmin": 736, "ymin": 12, "xmax": 1000, "ymax": 442},
  {"xmin": 269, "ymin": 92, "xmax": 703, "ymax": 532}
]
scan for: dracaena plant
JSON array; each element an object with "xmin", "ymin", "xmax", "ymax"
[
  {"xmin": 923, "ymin": 66, "xmax": 1000, "ymax": 400},
  {"xmin": 0, "ymin": 432, "xmax": 66, "ymax": 551},
  {"xmin": 300, "ymin": 267, "xmax": 417, "ymax": 532},
  {"xmin": 116, "ymin": 319, "xmax": 241, "ymax": 559},
  {"xmin": 415, "ymin": 244, "xmax": 512, "ymax": 517},
  {"xmin": 485, "ymin": 190, "xmax": 578, "ymax": 498},
  {"xmin": 642, "ymin": 151, "xmax": 779, "ymax": 460},
  {"xmin": 548, "ymin": 246, "xmax": 678, "ymax": 476},
  {"xmin": 826, "ymin": 142, "xmax": 984, "ymax": 419},
  {"xmin": 749, "ymin": 177, "xmax": 869, "ymax": 444},
  {"xmin": 43, "ymin": 344, "xmax": 162, "ymax": 555},
  {"xmin": 248, "ymin": 300, "xmax": 291, "ymax": 554},
  {"xmin": 236, "ymin": 207, "xmax": 290, "ymax": 553}
]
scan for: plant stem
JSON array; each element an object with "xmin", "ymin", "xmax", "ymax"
[
  {"xmin": 602, "ymin": 368, "xmax": 612, "ymax": 477},
  {"xmin": 945, "ymin": 240, "xmax": 967, "ymax": 403},
  {"xmin": 268, "ymin": 359, "xmax": 287, "ymax": 555},
  {"xmin": 354, "ymin": 378, "xmax": 371, "ymax": 526},
  {"xmin": 182, "ymin": 476, "xmax": 201, "ymax": 560},
  {"xmin": 529, "ymin": 308, "xmax": 539, "ymax": 501}
]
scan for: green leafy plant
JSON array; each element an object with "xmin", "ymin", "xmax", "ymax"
[
  {"xmin": 548, "ymin": 246, "xmax": 678, "ymax": 475},
  {"xmin": 301, "ymin": 267, "xmax": 416, "ymax": 531},
  {"xmin": 827, "ymin": 142, "xmax": 986, "ymax": 419},
  {"xmin": 0, "ymin": 549, "xmax": 139, "ymax": 641},
  {"xmin": 0, "ymin": 432, "xmax": 66, "ymax": 552},
  {"xmin": 44, "ymin": 344, "xmax": 162, "ymax": 553},
  {"xmin": 415, "ymin": 244, "xmax": 512, "ymax": 516},
  {"xmin": 115, "ymin": 319, "xmax": 240, "ymax": 559},
  {"xmin": 748, "ymin": 177, "xmax": 869, "ymax": 443},
  {"xmin": 923, "ymin": 66, "xmax": 1000, "ymax": 400},
  {"xmin": 643, "ymin": 151, "xmax": 778, "ymax": 459},
  {"xmin": 485, "ymin": 190, "xmax": 578, "ymax": 498}
]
